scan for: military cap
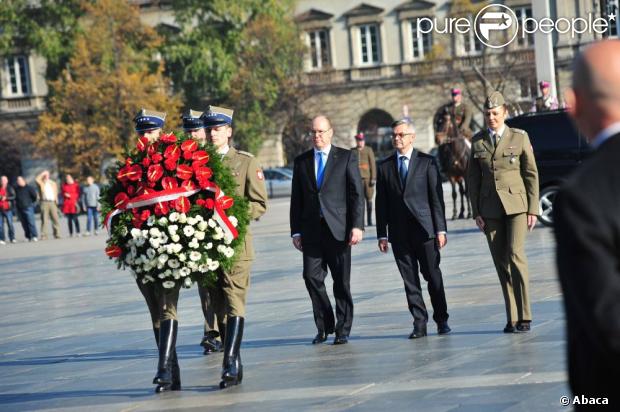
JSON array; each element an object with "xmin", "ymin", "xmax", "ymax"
[
  {"xmin": 354, "ymin": 132, "xmax": 365, "ymax": 141},
  {"xmin": 539, "ymin": 80, "xmax": 550, "ymax": 88},
  {"xmin": 484, "ymin": 91, "xmax": 505, "ymax": 109},
  {"xmin": 451, "ymin": 88, "xmax": 462, "ymax": 96},
  {"xmin": 181, "ymin": 109, "xmax": 205, "ymax": 131},
  {"xmin": 134, "ymin": 109, "xmax": 166, "ymax": 133},
  {"xmin": 201, "ymin": 105, "xmax": 234, "ymax": 128}
]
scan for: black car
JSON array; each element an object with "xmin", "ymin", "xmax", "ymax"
[{"xmin": 506, "ymin": 109, "xmax": 591, "ymax": 226}]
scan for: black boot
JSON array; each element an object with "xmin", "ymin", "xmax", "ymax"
[
  {"xmin": 367, "ymin": 201, "xmax": 373, "ymax": 226},
  {"xmin": 219, "ymin": 316, "xmax": 244, "ymax": 389},
  {"xmin": 153, "ymin": 319, "xmax": 178, "ymax": 387},
  {"xmin": 201, "ymin": 332, "xmax": 223, "ymax": 355},
  {"xmin": 156, "ymin": 349, "xmax": 181, "ymax": 392}
]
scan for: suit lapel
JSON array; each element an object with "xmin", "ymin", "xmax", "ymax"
[
  {"xmin": 305, "ymin": 150, "xmax": 318, "ymax": 191},
  {"xmin": 481, "ymin": 130, "xmax": 494, "ymax": 153},
  {"xmin": 390, "ymin": 153, "xmax": 403, "ymax": 194},
  {"xmin": 403, "ymin": 150, "xmax": 420, "ymax": 191},
  {"xmin": 495, "ymin": 127, "xmax": 511, "ymax": 154},
  {"xmin": 320, "ymin": 147, "xmax": 338, "ymax": 189}
]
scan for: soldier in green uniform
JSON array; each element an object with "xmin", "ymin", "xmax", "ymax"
[
  {"xmin": 200, "ymin": 105, "xmax": 268, "ymax": 388},
  {"xmin": 352, "ymin": 132, "xmax": 376, "ymax": 226},
  {"xmin": 182, "ymin": 109, "xmax": 223, "ymax": 354},
  {"xmin": 133, "ymin": 109, "xmax": 182, "ymax": 393},
  {"xmin": 434, "ymin": 88, "xmax": 473, "ymax": 139},
  {"xmin": 467, "ymin": 91, "xmax": 539, "ymax": 334}
]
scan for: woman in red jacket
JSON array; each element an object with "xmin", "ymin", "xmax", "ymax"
[{"xmin": 61, "ymin": 174, "xmax": 81, "ymax": 237}]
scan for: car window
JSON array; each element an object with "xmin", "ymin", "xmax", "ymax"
[{"xmin": 507, "ymin": 111, "xmax": 584, "ymax": 152}]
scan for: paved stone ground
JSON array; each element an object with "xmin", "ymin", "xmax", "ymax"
[{"xmin": 0, "ymin": 185, "xmax": 571, "ymax": 411}]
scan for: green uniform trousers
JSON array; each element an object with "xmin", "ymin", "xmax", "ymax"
[
  {"xmin": 210, "ymin": 258, "xmax": 252, "ymax": 324},
  {"xmin": 136, "ymin": 280, "xmax": 181, "ymax": 330},
  {"xmin": 484, "ymin": 213, "xmax": 532, "ymax": 323},
  {"xmin": 197, "ymin": 283, "xmax": 220, "ymax": 337}
]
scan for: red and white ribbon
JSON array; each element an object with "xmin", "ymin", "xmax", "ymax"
[{"xmin": 104, "ymin": 186, "xmax": 238, "ymax": 239}]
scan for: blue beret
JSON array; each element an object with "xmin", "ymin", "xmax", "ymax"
[
  {"xmin": 201, "ymin": 105, "xmax": 234, "ymax": 128},
  {"xmin": 181, "ymin": 109, "xmax": 205, "ymax": 131},
  {"xmin": 134, "ymin": 109, "xmax": 166, "ymax": 133}
]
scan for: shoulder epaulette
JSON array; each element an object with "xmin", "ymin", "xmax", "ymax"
[
  {"xmin": 511, "ymin": 128, "xmax": 526, "ymax": 135},
  {"xmin": 237, "ymin": 150, "xmax": 254, "ymax": 158}
]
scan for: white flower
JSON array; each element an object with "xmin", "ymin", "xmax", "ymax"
[
  {"xmin": 168, "ymin": 225, "xmax": 178, "ymax": 235},
  {"xmin": 184, "ymin": 277, "xmax": 193, "ymax": 287},
  {"xmin": 178, "ymin": 213, "xmax": 187, "ymax": 223},
  {"xmin": 157, "ymin": 246, "xmax": 165, "ymax": 254},
  {"xmin": 149, "ymin": 227, "xmax": 161, "ymax": 237},
  {"xmin": 149, "ymin": 238, "xmax": 161, "ymax": 249},
  {"xmin": 187, "ymin": 261, "xmax": 198, "ymax": 271},
  {"xmin": 197, "ymin": 221, "xmax": 208, "ymax": 231},
  {"xmin": 164, "ymin": 269, "xmax": 172, "ymax": 277},
  {"xmin": 189, "ymin": 251, "xmax": 201, "ymax": 261},
  {"xmin": 124, "ymin": 255, "xmax": 133, "ymax": 264},
  {"xmin": 135, "ymin": 267, "xmax": 143, "ymax": 274},
  {"xmin": 183, "ymin": 225, "xmax": 195, "ymax": 237},
  {"xmin": 205, "ymin": 242, "xmax": 213, "ymax": 250},
  {"xmin": 195, "ymin": 215, "xmax": 204, "ymax": 222},
  {"xmin": 141, "ymin": 277, "xmax": 149, "ymax": 283},
  {"xmin": 146, "ymin": 248, "xmax": 156, "ymax": 259},
  {"xmin": 229, "ymin": 216, "xmax": 238, "ymax": 227},
  {"xmin": 217, "ymin": 245, "xmax": 226, "ymax": 253},
  {"xmin": 160, "ymin": 233, "xmax": 169, "ymax": 244},
  {"xmin": 207, "ymin": 259, "xmax": 220, "ymax": 271},
  {"xmin": 162, "ymin": 280, "xmax": 176, "ymax": 289},
  {"xmin": 144, "ymin": 275, "xmax": 155, "ymax": 282},
  {"xmin": 178, "ymin": 253, "xmax": 187, "ymax": 262},
  {"xmin": 158, "ymin": 217, "xmax": 168, "ymax": 225},
  {"xmin": 187, "ymin": 217, "xmax": 197, "ymax": 226},
  {"xmin": 172, "ymin": 243, "xmax": 183, "ymax": 254},
  {"xmin": 213, "ymin": 232, "xmax": 224, "ymax": 240},
  {"xmin": 169, "ymin": 212, "xmax": 179, "ymax": 222},
  {"xmin": 131, "ymin": 228, "xmax": 142, "ymax": 239},
  {"xmin": 135, "ymin": 237, "xmax": 146, "ymax": 247},
  {"xmin": 224, "ymin": 234, "xmax": 233, "ymax": 245},
  {"xmin": 171, "ymin": 234, "xmax": 180, "ymax": 243},
  {"xmin": 158, "ymin": 272, "xmax": 167, "ymax": 279},
  {"xmin": 208, "ymin": 219, "xmax": 217, "ymax": 228},
  {"xmin": 172, "ymin": 269, "xmax": 180, "ymax": 279},
  {"xmin": 189, "ymin": 240, "xmax": 199, "ymax": 249},
  {"xmin": 158, "ymin": 254, "xmax": 169, "ymax": 264},
  {"xmin": 179, "ymin": 267, "xmax": 191, "ymax": 277},
  {"xmin": 194, "ymin": 231, "xmax": 205, "ymax": 241},
  {"xmin": 226, "ymin": 247, "xmax": 235, "ymax": 258},
  {"xmin": 147, "ymin": 215, "xmax": 156, "ymax": 226},
  {"xmin": 198, "ymin": 264, "xmax": 208, "ymax": 273},
  {"xmin": 168, "ymin": 259, "xmax": 180, "ymax": 269},
  {"xmin": 142, "ymin": 230, "xmax": 148, "ymax": 237}
]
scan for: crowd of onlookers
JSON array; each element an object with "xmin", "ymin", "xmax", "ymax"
[{"xmin": 0, "ymin": 171, "xmax": 101, "ymax": 245}]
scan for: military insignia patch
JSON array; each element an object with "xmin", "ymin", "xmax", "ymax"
[{"xmin": 257, "ymin": 169, "xmax": 264, "ymax": 180}]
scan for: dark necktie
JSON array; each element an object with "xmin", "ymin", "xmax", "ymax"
[{"xmin": 399, "ymin": 155, "xmax": 408, "ymax": 186}]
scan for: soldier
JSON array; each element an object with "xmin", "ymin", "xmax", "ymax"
[
  {"xmin": 352, "ymin": 132, "xmax": 376, "ymax": 226},
  {"xmin": 467, "ymin": 92, "xmax": 539, "ymax": 334},
  {"xmin": 132, "ymin": 108, "xmax": 182, "ymax": 393},
  {"xmin": 531, "ymin": 80, "xmax": 559, "ymax": 112},
  {"xmin": 181, "ymin": 109, "xmax": 223, "ymax": 354},
  {"xmin": 434, "ymin": 88, "xmax": 473, "ymax": 139},
  {"xmin": 200, "ymin": 105, "xmax": 268, "ymax": 388}
]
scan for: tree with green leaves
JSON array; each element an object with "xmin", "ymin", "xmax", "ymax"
[
  {"xmin": 162, "ymin": 0, "xmax": 306, "ymax": 154},
  {"xmin": 32, "ymin": 0, "xmax": 182, "ymax": 179}
]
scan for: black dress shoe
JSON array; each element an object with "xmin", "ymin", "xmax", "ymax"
[
  {"xmin": 408, "ymin": 325, "xmax": 427, "ymax": 339},
  {"xmin": 503, "ymin": 322, "xmax": 516, "ymax": 333},
  {"xmin": 202, "ymin": 337, "xmax": 223, "ymax": 354},
  {"xmin": 437, "ymin": 322, "xmax": 452, "ymax": 335},
  {"xmin": 333, "ymin": 335, "xmax": 348, "ymax": 345},
  {"xmin": 516, "ymin": 321, "xmax": 531, "ymax": 332},
  {"xmin": 312, "ymin": 331, "xmax": 328, "ymax": 344}
]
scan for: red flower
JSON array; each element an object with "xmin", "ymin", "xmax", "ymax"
[
  {"xmin": 147, "ymin": 142, "xmax": 159, "ymax": 156},
  {"xmin": 183, "ymin": 151, "xmax": 193, "ymax": 160},
  {"xmin": 218, "ymin": 196, "xmax": 234, "ymax": 209},
  {"xmin": 160, "ymin": 133, "xmax": 177, "ymax": 144},
  {"xmin": 181, "ymin": 179, "xmax": 197, "ymax": 191},
  {"xmin": 118, "ymin": 164, "xmax": 142, "ymax": 182},
  {"xmin": 154, "ymin": 201, "xmax": 170, "ymax": 216},
  {"xmin": 192, "ymin": 150, "xmax": 209, "ymax": 165},
  {"xmin": 125, "ymin": 157, "xmax": 133, "ymax": 166},
  {"xmin": 176, "ymin": 164, "xmax": 193, "ymax": 180},
  {"xmin": 140, "ymin": 209, "xmax": 151, "ymax": 221},
  {"xmin": 132, "ymin": 216, "xmax": 144, "ymax": 229},
  {"xmin": 204, "ymin": 198, "xmax": 215, "ymax": 209},
  {"xmin": 164, "ymin": 144, "xmax": 181, "ymax": 160},
  {"xmin": 151, "ymin": 153, "xmax": 163, "ymax": 164},
  {"xmin": 164, "ymin": 158, "xmax": 177, "ymax": 171},
  {"xmin": 196, "ymin": 198, "xmax": 206, "ymax": 207},
  {"xmin": 161, "ymin": 177, "xmax": 178, "ymax": 190},
  {"xmin": 174, "ymin": 196, "xmax": 190, "ymax": 213},
  {"xmin": 181, "ymin": 139, "xmax": 198, "ymax": 153},
  {"xmin": 105, "ymin": 245, "xmax": 123, "ymax": 257},
  {"xmin": 126, "ymin": 185, "xmax": 136, "ymax": 196},
  {"xmin": 114, "ymin": 192, "xmax": 130, "ymax": 209},
  {"xmin": 147, "ymin": 164, "xmax": 164, "ymax": 182},
  {"xmin": 142, "ymin": 157, "xmax": 151, "ymax": 167},
  {"xmin": 136, "ymin": 137, "xmax": 150, "ymax": 152},
  {"xmin": 195, "ymin": 167, "xmax": 213, "ymax": 181}
]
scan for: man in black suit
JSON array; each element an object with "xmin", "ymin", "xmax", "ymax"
[
  {"xmin": 290, "ymin": 115, "xmax": 364, "ymax": 345},
  {"xmin": 376, "ymin": 118, "xmax": 450, "ymax": 339},
  {"xmin": 555, "ymin": 39, "xmax": 620, "ymax": 408}
]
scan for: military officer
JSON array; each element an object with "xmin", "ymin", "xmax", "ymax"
[
  {"xmin": 133, "ymin": 108, "xmax": 182, "ymax": 393},
  {"xmin": 181, "ymin": 109, "xmax": 223, "ymax": 354},
  {"xmin": 530, "ymin": 80, "xmax": 559, "ymax": 112},
  {"xmin": 467, "ymin": 91, "xmax": 539, "ymax": 334},
  {"xmin": 434, "ymin": 88, "xmax": 473, "ymax": 139},
  {"xmin": 200, "ymin": 105, "xmax": 268, "ymax": 388},
  {"xmin": 352, "ymin": 132, "xmax": 376, "ymax": 226}
]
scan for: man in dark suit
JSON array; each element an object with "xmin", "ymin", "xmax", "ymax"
[
  {"xmin": 376, "ymin": 118, "xmax": 450, "ymax": 339},
  {"xmin": 290, "ymin": 115, "xmax": 364, "ymax": 345},
  {"xmin": 555, "ymin": 39, "xmax": 620, "ymax": 408}
]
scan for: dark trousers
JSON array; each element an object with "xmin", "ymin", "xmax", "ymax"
[
  {"xmin": 392, "ymin": 237, "xmax": 449, "ymax": 326},
  {"xmin": 17, "ymin": 206, "xmax": 37, "ymax": 240},
  {"xmin": 302, "ymin": 220, "xmax": 353, "ymax": 337},
  {"xmin": 66, "ymin": 213, "xmax": 80, "ymax": 235},
  {"xmin": 0, "ymin": 209, "xmax": 15, "ymax": 241}
]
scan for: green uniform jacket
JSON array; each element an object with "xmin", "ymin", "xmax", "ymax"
[
  {"xmin": 224, "ymin": 147, "xmax": 268, "ymax": 260},
  {"xmin": 467, "ymin": 127, "xmax": 539, "ymax": 218},
  {"xmin": 352, "ymin": 146, "xmax": 376, "ymax": 180}
]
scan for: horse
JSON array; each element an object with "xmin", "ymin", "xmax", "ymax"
[{"xmin": 434, "ymin": 109, "xmax": 472, "ymax": 220}]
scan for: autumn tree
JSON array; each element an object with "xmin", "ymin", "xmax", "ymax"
[
  {"xmin": 32, "ymin": 0, "xmax": 181, "ymax": 179},
  {"xmin": 162, "ymin": 0, "xmax": 305, "ymax": 154}
]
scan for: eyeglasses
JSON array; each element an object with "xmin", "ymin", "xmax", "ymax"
[
  {"xmin": 390, "ymin": 133, "xmax": 414, "ymax": 139},
  {"xmin": 308, "ymin": 128, "xmax": 332, "ymax": 136}
]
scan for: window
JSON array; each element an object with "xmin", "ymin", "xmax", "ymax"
[
  {"xmin": 308, "ymin": 29, "xmax": 331, "ymax": 69},
  {"xmin": 520, "ymin": 77, "xmax": 537, "ymax": 99},
  {"xmin": 462, "ymin": 16, "xmax": 482, "ymax": 55},
  {"xmin": 515, "ymin": 7, "xmax": 534, "ymax": 47},
  {"xmin": 602, "ymin": 0, "xmax": 618, "ymax": 37},
  {"xmin": 359, "ymin": 24, "xmax": 380, "ymax": 64},
  {"xmin": 410, "ymin": 18, "xmax": 433, "ymax": 59},
  {"xmin": 5, "ymin": 56, "xmax": 30, "ymax": 97}
]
